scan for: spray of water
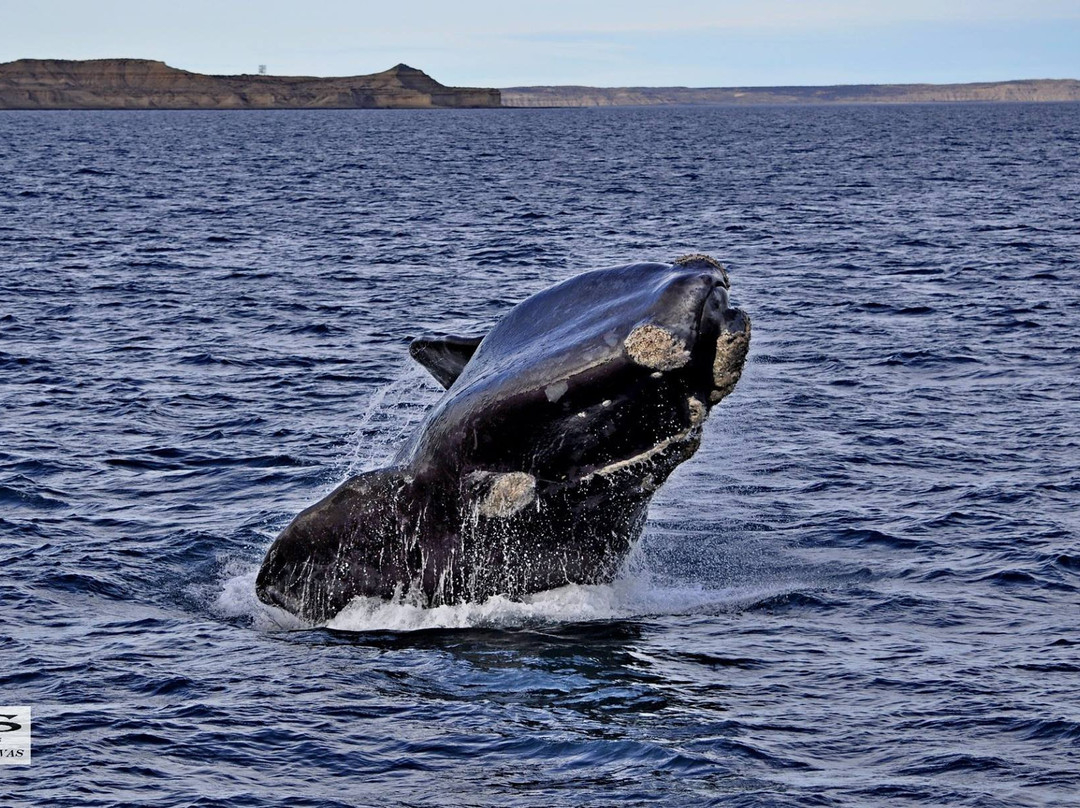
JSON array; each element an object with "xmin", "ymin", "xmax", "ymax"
[
  {"xmin": 339, "ymin": 358, "xmax": 442, "ymax": 477},
  {"xmin": 216, "ymin": 559, "xmax": 802, "ymax": 633}
]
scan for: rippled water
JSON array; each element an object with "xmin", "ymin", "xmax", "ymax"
[{"xmin": 2, "ymin": 104, "xmax": 1078, "ymax": 806}]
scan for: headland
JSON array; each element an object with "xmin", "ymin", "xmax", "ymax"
[{"xmin": 0, "ymin": 59, "xmax": 501, "ymax": 109}]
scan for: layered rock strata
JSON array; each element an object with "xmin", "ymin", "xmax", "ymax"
[
  {"xmin": 0, "ymin": 59, "xmax": 501, "ymax": 109},
  {"xmin": 502, "ymin": 79, "xmax": 1080, "ymax": 107}
]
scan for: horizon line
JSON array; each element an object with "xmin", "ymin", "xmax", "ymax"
[{"xmin": 2, "ymin": 57, "xmax": 1078, "ymax": 89}]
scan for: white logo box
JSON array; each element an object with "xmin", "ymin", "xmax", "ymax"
[{"xmin": 0, "ymin": 706, "xmax": 31, "ymax": 766}]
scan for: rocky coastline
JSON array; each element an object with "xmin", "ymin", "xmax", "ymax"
[
  {"xmin": 2, "ymin": 59, "xmax": 1076, "ymax": 110},
  {"xmin": 502, "ymin": 79, "xmax": 1080, "ymax": 107},
  {"xmin": 0, "ymin": 59, "xmax": 501, "ymax": 109}
]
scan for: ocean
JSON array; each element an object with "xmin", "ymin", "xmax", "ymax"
[{"xmin": 1, "ymin": 103, "xmax": 1078, "ymax": 806}]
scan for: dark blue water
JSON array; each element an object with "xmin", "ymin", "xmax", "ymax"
[{"xmin": 2, "ymin": 104, "xmax": 1078, "ymax": 806}]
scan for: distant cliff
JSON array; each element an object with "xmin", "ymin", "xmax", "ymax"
[
  {"xmin": 5, "ymin": 60, "xmax": 1075, "ymax": 110},
  {"xmin": 0, "ymin": 59, "xmax": 501, "ymax": 109},
  {"xmin": 502, "ymin": 79, "xmax": 1080, "ymax": 107}
]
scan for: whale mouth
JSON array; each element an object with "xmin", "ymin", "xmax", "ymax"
[
  {"xmin": 573, "ymin": 425, "xmax": 703, "ymax": 487},
  {"xmin": 564, "ymin": 266, "xmax": 749, "ymax": 487}
]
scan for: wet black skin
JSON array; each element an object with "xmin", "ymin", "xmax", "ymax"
[{"xmin": 256, "ymin": 257, "xmax": 751, "ymax": 622}]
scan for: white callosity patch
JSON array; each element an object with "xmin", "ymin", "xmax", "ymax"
[
  {"xmin": 476, "ymin": 471, "xmax": 537, "ymax": 518},
  {"xmin": 711, "ymin": 326, "xmax": 750, "ymax": 403},
  {"xmin": 624, "ymin": 324, "xmax": 691, "ymax": 371},
  {"xmin": 688, "ymin": 396, "xmax": 707, "ymax": 426},
  {"xmin": 544, "ymin": 380, "xmax": 569, "ymax": 403}
]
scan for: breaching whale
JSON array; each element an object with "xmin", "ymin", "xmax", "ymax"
[{"xmin": 256, "ymin": 255, "xmax": 751, "ymax": 622}]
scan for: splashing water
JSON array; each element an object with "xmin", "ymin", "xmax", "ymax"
[
  {"xmin": 216, "ymin": 559, "xmax": 817, "ymax": 633},
  {"xmin": 339, "ymin": 358, "xmax": 443, "ymax": 477},
  {"xmin": 328, "ymin": 578, "xmax": 708, "ymax": 632}
]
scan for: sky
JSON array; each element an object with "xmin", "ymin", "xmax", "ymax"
[{"xmin": 2, "ymin": 0, "xmax": 1078, "ymax": 87}]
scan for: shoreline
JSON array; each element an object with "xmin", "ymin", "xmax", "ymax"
[{"xmin": 2, "ymin": 59, "xmax": 1077, "ymax": 109}]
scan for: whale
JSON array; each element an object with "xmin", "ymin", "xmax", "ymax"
[{"xmin": 256, "ymin": 255, "xmax": 751, "ymax": 622}]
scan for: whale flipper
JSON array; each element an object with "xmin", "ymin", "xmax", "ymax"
[{"xmin": 409, "ymin": 335, "xmax": 484, "ymax": 388}]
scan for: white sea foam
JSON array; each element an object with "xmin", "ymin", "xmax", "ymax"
[
  {"xmin": 214, "ymin": 565, "xmax": 307, "ymax": 631},
  {"xmin": 325, "ymin": 575, "xmax": 781, "ymax": 632},
  {"xmin": 215, "ymin": 559, "xmax": 806, "ymax": 634}
]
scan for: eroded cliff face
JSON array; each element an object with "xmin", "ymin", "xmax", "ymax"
[
  {"xmin": 6, "ymin": 59, "xmax": 1074, "ymax": 110},
  {"xmin": 0, "ymin": 59, "xmax": 501, "ymax": 109},
  {"xmin": 501, "ymin": 79, "xmax": 1080, "ymax": 107}
]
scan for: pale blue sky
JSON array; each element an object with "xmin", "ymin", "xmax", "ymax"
[{"xmin": 3, "ymin": 1, "xmax": 1078, "ymax": 86}]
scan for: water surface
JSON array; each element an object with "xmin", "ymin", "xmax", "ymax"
[{"xmin": 1, "ymin": 104, "xmax": 1078, "ymax": 806}]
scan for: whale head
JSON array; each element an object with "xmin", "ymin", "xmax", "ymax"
[{"xmin": 407, "ymin": 255, "xmax": 751, "ymax": 494}]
